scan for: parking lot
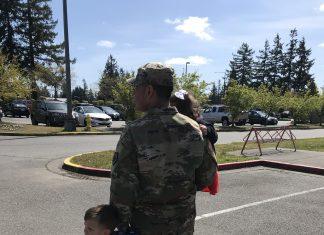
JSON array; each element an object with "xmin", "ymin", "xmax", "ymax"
[{"xmin": 195, "ymin": 167, "xmax": 324, "ymax": 234}]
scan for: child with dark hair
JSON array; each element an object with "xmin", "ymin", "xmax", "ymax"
[
  {"xmin": 170, "ymin": 90, "xmax": 218, "ymax": 146},
  {"xmin": 171, "ymin": 90, "xmax": 219, "ymax": 195},
  {"xmin": 84, "ymin": 204, "xmax": 119, "ymax": 235}
]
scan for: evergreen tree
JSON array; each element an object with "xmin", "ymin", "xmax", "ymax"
[
  {"xmin": 229, "ymin": 43, "xmax": 254, "ymax": 86},
  {"xmin": 208, "ymin": 82, "xmax": 218, "ymax": 104},
  {"xmin": 254, "ymin": 40, "xmax": 271, "ymax": 88},
  {"xmin": 269, "ymin": 34, "xmax": 284, "ymax": 91},
  {"xmin": 0, "ymin": 0, "xmax": 22, "ymax": 62},
  {"xmin": 19, "ymin": 0, "xmax": 64, "ymax": 99},
  {"xmin": 282, "ymin": 29, "xmax": 298, "ymax": 94},
  {"xmin": 72, "ymin": 86, "xmax": 85, "ymax": 102},
  {"xmin": 294, "ymin": 37, "xmax": 315, "ymax": 94},
  {"xmin": 98, "ymin": 54, "xmax": 120, "ymax": 100},
  {"xmin": 87, "ymin": 88, "xmax": 95, "ymax": 103},
  {"xmin": 82, "ymin": 79, "xmax": 88, "ymax": 101}
]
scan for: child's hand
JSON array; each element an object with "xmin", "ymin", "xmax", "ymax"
[{"xmin": 199, "ymin": 124, "xmax": 207, "ymax": 136}]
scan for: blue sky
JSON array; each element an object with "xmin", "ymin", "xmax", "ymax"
[{"xmin": 50, "ymin": 0, "xmax": 324, "ymax": 91}]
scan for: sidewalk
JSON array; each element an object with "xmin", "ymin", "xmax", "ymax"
[{"xmin": 231, "ymin": 148, "xmax": 324, "ymax": 169}]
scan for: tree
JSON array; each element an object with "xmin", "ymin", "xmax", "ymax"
[
  {"xmin": 252, "ymin": 85, "xmax": 280, "ymax": 115},
  {"xmin": 208, "ymin": 82, "xmax": 218, "ymax": 104},
  {"xmin": 72, "ymin": 86, "xmax": 85, "ymax": 102},
  {"xmin": 227, "ymin": 43, "xmax": 254, "ymax": 86},
  {"xmin": 282, "ymin": 29, "xmax": 298, "ymax": 94},
  {"xmin": 0, "ymin": 53, "xmax": 30, "ymax": 102},
  {"xmin": 87, "ymin": 89, "xmax": 95, "ymax": 103},
  {"xmin": 174, "ymin": 72, "xmax": 209, "ymax": 105},
  {"xmin": 98, "ymin": 54, "xmax": 120, "ymax": 100},
  {"xmin": 269, "ymin": 34, "xmax": 284, "ymax": 91},
  {"xmin": 35, "ymin": 63, "xmax": 66, "ymax": 98},
  {"xmin": 254, "ymin": 40, "xmax": 271, "ymax": 88},
  {"xmin": 224, "ymin": 81, "xmax": 254, "ymax": 126},
  {"xmin": 294, "ymin": 37, "xmax": 315, "ymax": 94},
  {"xmin": 0, "ymin": 0, "xmax": 22, "ymax": 62},
  {"xmin": 111, "ymin": 71, "xmax": 139, "ymax": 121},
  {"xmin": 19, "ymin": 0, "xmax": 64, "ymax": 99},
  {"xmin": 82, "ymin": 79, "xmax": 88, "ymax": 101}
]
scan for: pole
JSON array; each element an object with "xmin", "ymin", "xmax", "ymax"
[
  {"xmin": 63, "ymin": 0, "xmax": 76, "ymax": 131},
  {"xmin": 185, "ymin": 62, "xmax": 190, "ymax": 76}
]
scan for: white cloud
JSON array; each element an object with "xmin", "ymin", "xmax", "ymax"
[
  {"xmin": 165, "ymin": 56, "xmax": 211, "ymax": 66},
  {"xmin": 96, "ymin": 40, "xmax": 116, "ymax": 48},
  {"xmin": 320, "ymin": 4, "xmax": 324, "ymax": 11},
  {"xmin": 165, "ymin": 16, "xmax": 214, "ymax": 41},
  {"xmin": 319, "ymin": 43, "xmax": 324, "ymax": 48}
]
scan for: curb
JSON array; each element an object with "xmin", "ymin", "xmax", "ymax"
[
  {"xmin": 0, "ymin": 131, "xmax": 122, "ymax": 137},
  {"xmin": 62, "ymin": 156, "xmax": 324, "ymax": 178}
]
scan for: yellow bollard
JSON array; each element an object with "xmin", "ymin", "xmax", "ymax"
[{"xmin": 84, "ymin": 114, "xmax": 92, "ymax": 131}]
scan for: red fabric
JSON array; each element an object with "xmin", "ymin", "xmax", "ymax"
[{"xmin": 202, "ymin": 171, "xmax": 219, "ymax": 195}]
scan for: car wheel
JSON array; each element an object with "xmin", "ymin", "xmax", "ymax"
[{"xmin": 222, "ymin": 118, "xmax": 229, "ymax": 126}]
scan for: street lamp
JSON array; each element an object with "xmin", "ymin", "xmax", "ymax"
[
  {"xmin": 185, "ymin": 62, "xmax": 190, "ymax": 76},
  {"xmin": 62, "ymin": 0, "xmax": 76, "ymax": 131}
]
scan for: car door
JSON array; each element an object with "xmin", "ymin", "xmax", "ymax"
[{"xmin": 38, "ymin": 101, "xmax": 47, "ymax": 123}]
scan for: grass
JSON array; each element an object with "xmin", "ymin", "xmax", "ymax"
[
  {"xmin": 68, "ymin": 137, "xmax": 324, "ymax": 169},
  {"xmin": 0, "ymin": 122, "xmax": 120, "ymax": 135},
  {"xmin": 71, "ymin": 151, "xmax": 114, "ymax": 169}
]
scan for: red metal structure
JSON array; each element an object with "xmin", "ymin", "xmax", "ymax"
[{"xmin": 241, "ymin": 126, "xmax": 296, "ymax": 156}]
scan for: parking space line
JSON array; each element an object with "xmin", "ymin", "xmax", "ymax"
[{"xmin": 195, "ymin": 186, "xmax": 324, "ymax": 221}]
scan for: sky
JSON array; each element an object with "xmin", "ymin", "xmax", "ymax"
[{"xmin": 50, "ymin": 0, "xmax": 324, "ymax": 91}]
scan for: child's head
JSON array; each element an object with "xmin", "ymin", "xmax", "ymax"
[
  {"xmin": 84, "ymin": 204, "xmax": 119, "ymax": 235},
  {"xmin": 170, "ymin": 90, "xmax": 200, "ymax": 120}
]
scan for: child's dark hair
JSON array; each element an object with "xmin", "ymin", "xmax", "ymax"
[
  {"xmin": 170, "ymin": 92, "xmax": 199, "ymax": 120},
  {"xmin": 84, "ymin": 204, "xmax": 119, "ymax": 230}
]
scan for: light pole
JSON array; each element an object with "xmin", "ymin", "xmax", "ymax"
[
  {"xmin": 63, "ymin": 0, "xmax": 76, "ymax": 131},
  {"xmin": 185, "ymin": 62, "xmax": 190, "ymax": 76}
]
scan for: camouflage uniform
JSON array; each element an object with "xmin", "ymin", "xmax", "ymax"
[{"xmin": 109, "ymin": 63, "xmax": 216, "ymax": 235}]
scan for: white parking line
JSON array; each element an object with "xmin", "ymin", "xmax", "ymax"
[{"xmin": 195, "ymin": 186, "xmax": 324, "ymax": 221}]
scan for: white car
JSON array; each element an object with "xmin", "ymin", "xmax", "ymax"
[{"xmin": 73, "ymin": 105, "xmax": 112, "ymax": 127}]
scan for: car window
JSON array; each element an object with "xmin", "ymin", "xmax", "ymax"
[
  {"xmin": 46, "ymin": 102, "xmax": 67, "ymax": 111},
  {"xmin": 83, "ymin": 106, "xmax": 103, "ymax": 113},
  {"xmin": 103, "ymin": 107, "xmax": 115, "ymax": 112},
  {"xmin": 212, "ymin": 107, "xmax": 217, "ymax": 112},
  {"xmin": 203, "ymin": 108, "xmax": 211, "ymax": 113},
  {"xmin": 218, "ymin": 107, "xmax": 224, "ymax": 112}
]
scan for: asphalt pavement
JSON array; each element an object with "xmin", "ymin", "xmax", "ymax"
[{"xmin": 1, "ymin": 128, "xmax": 324, "ymax": 234}]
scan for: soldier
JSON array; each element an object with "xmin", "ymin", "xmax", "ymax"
[{"xmin": 110, "ymin": 63, "xmax": 216, "ymax": 235}]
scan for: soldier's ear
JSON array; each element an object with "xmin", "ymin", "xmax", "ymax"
[{"xmin": 145, "ymin": 85, "xmax": 155, "ymax": 99}]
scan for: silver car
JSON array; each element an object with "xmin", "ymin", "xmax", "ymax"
[{"xmin": 73, "ymin": 105, "xmax": 112, "ymax": 127}]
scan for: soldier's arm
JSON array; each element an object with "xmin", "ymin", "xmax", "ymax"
[
  {"xmin": 195, "ymin": 139, "xmax": 217, "ymax": 190},
  {"xmin": 110, "ymin": 126, "xmax": 139, "ymax": 230}
]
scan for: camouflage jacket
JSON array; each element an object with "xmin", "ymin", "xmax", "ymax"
[{"xmin": 110, "ymin": 107, "xmax": 216, "ymax": 234}]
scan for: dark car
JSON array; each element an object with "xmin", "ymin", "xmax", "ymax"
[
  {"xmin": 96, "ymin": 106, "xmax": 120, "ymax": 120},
  {"xmin": 3, "ymin": 101, "xmax": 30, "ymax": 118},
  {"xmin": 109, "ymin": 104, "xmax": 126, "ymax": 120},
  {"xmin": 31, "ymin": 99, "xmax": 78, "ymax": 126},
  {"xmin": 248, "ymin": 110, "xmax": 278, "ymax": 125},
  {"xmin": 0, "ymin": 106, "xmax": 3, "ymax": 121}
]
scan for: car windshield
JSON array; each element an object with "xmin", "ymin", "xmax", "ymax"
[
  {"xmin": 13, "ymin": 103, "xmax": 27, "ymax": 108},
  {"xmin": 102, "ymin": 107, "xmax": 115, "ymax": 112},
  {"xmin": 256, "ymin": 111, "xmax": 267, "ymax": 117},
  {"xmin": 83, "ymin": 106, "xmax": 103, "ymax": 113},
  {"xmin": 46, "ymin": 102, "xmax": 67, "ymax": 111}
]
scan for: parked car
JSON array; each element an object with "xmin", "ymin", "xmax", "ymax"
[
  {"xmin": 201, "ymin": 105, "xmax": 248, "ymax": 126},
  {"xmin": 73, "ymin": 105, "xmax": 112, "ymax": 127},
  {"xmin": 3, "ymin": 101, "xmax": 30, "ymax": 118},
  {"xmin": 109, "ymin": 104, "xmax": 126, "ymax": 120},
  {"xmin": 248, "ymin": 110, "xmax": 278, "ymax": 125},
  {"xmin": 96, "ymin": 106, "xmax": 120, "ymax": 120},
  {"xmin": 31, "ymin": 99, "xmax": 78, "ymax": 126},
  {"xmin": 0, "ymin": 106, "xmax": 3, "ymax": 121}
]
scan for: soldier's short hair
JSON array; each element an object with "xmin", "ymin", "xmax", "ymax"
[{"xmin": 84, "ymin": 204, "xmax": 119, "ymax": 230}]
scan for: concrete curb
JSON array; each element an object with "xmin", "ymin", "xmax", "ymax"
[
  {"xmin": 62, "ymin": 156, "xmax": 324, "ymax": 178},
  {"xmin": 0, "ymin": 131, "xmax": 122, "ymax": 137}
]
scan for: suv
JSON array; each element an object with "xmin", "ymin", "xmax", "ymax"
[
  {"xmin": 3, "ymin": 101, "xmax": 30, "ymax": 118},
  {"xmin": 201, "ymin": 105, "xmax": 248, "ymax": 126},
  {"xmin": 0, "ymin": 106, "xmax": 3, "ymax": 121},
  {"xmin": 31, "ymin": 99, "xmax": 78, "ymax": 126}
]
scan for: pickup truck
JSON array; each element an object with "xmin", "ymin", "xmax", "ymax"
[{"xmin": 201, "ymin": 105, "xmax": 248, "ymax": 126}]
